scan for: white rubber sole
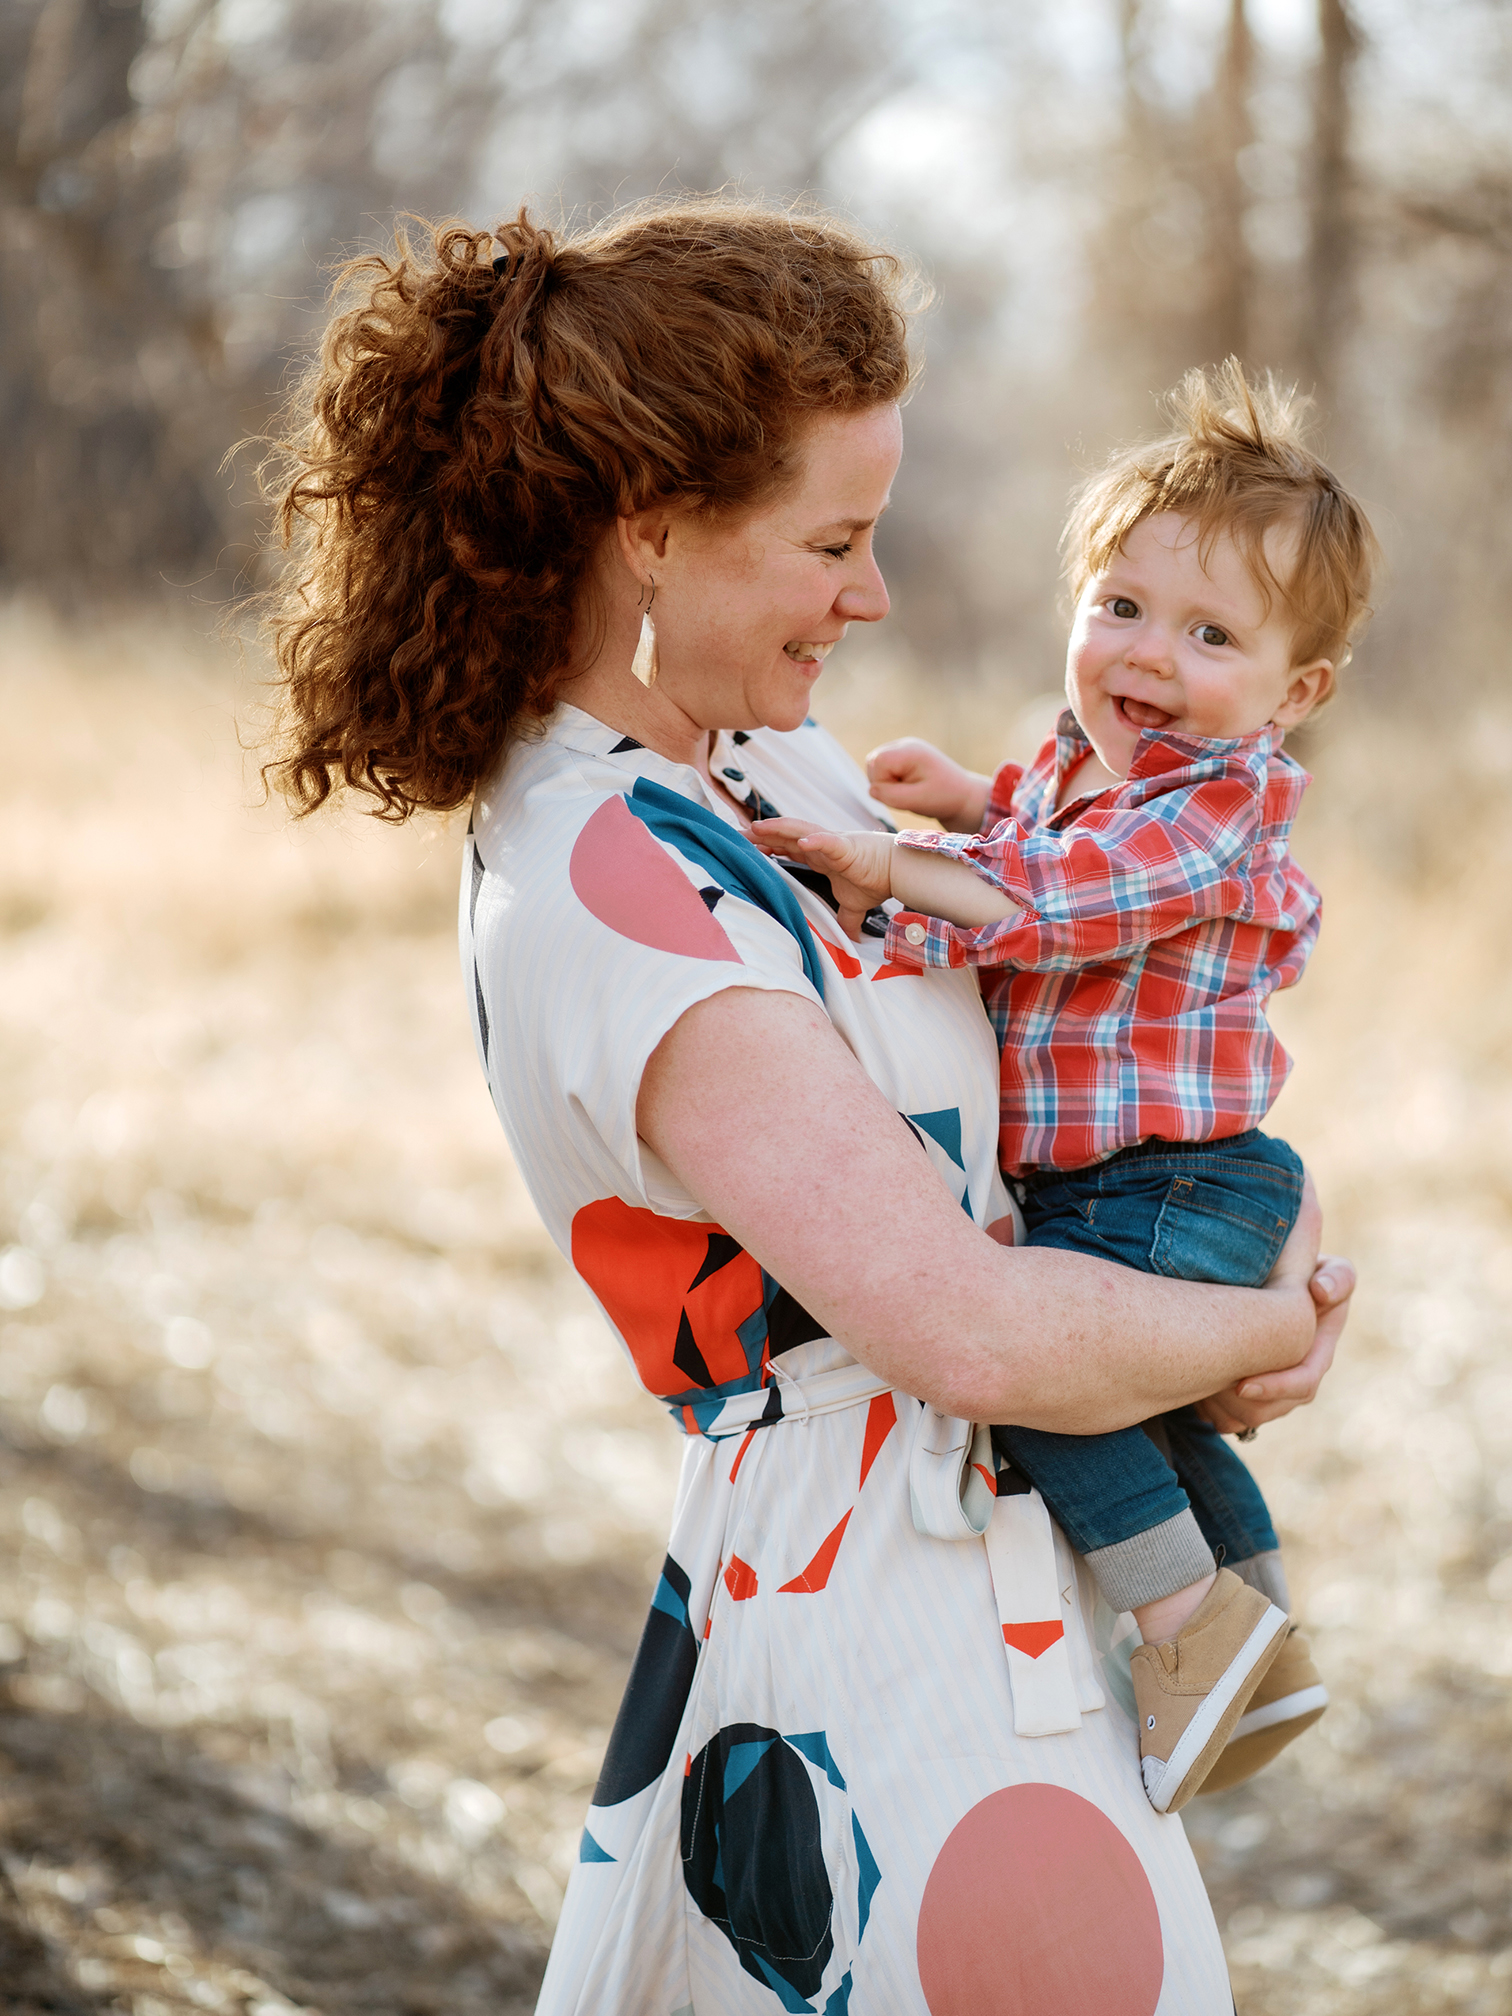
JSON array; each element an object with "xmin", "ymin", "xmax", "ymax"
[
  {"xmin": 1141, "ymin": 1600, "xmax": 1289, "ymax": 1813},
  {"xmin": 1228, "ymin": 1681, "xmax": 1329, "ymax": 1743}
]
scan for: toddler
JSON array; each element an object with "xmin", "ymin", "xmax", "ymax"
[{"xmin": 754, "ymin": 362, "xmax": 1377, "ymax": 1812}]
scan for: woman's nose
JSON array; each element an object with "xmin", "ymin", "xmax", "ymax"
[{"xmin": 835, "ymin": 554, "xmax": 890, "ymax": 624}]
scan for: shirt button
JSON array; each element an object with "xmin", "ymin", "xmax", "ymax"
[{"xmin": 904, "ymin": 922, "xmax": 927, "ymax": 946}]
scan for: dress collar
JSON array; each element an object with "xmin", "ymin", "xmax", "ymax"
[{"xmin": 547, "ymin": 704, "xmax": 752, "ymax": 827}]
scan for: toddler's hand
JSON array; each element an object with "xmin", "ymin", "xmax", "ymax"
[
  {"xmin": 866, "ymin": 738, "xmax": 991, "ymax": 829},
  {"xmin": 749, "ymin": 819, "xmax": 894, "ymax": 941}
]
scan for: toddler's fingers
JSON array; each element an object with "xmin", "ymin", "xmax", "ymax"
[
  {"xmin": 865, "ymin": 737, "xmax": 925, "ymax": 777},
  {"xmin": 791, "ymin": 833, "xmax": 854, "ymax": 873},
  {"xmin": 749, "ymin": 816, "xmax": 828, "ymax": 851},
  {"xmin": 867, "ymin": 780, "xmax": 941, "ymax": 811}
]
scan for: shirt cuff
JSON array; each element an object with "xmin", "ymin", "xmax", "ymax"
[{"xmin": 882, "ymin": 910, "xmax": 967, "ymax": 969}]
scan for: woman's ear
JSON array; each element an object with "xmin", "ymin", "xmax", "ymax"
[
  {"xmin": 1273, "ymin": 657, "xmax": 1334, "ymax": 728},
  {"xmin": 615, "ymin": 509, "xmax": 673, "ymax": 587}
]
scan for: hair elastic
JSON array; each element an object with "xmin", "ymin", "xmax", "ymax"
[{"xmin": 491, "ymin": 253, "xmax": 510, "ymax": 278}]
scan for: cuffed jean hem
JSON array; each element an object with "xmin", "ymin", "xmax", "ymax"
[
  {"xmin": 1226, "ymin": 1547, "xmax": 1291, "ymax": 1613},
  {"xmin": 1085, "ymin": 1507, "xmax": 1216, "ymax": 1613}
]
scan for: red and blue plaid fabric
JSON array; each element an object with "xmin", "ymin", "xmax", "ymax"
[{"xmin": 885, "ymin": 711, "xmax": 1320, "ymax": 1176}]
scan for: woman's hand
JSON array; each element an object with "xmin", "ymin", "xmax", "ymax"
[
  {"xmin": 749, "ymin": 818, "xmax": 894, "ymax": 939},
  {"xmin": 867, "ymin": 738, "xmax": 992, "ymax": 829},
  {"xmin": 1194, "ymin": 1177, "xmax": 1355, "ymax": 1434}
]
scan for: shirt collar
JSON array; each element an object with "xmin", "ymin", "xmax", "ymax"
[{"xmin": 1050, "ymin": 707, "xmax": 1279, "ymax": 789}]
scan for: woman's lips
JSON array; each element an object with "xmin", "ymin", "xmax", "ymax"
[{"xmin": 1117, "ymin": 695, "xmax": 1175, "ymax": 730}]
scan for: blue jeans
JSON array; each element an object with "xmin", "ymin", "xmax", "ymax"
[{"xmin": 996, "ymin": 1131, "xmax": 1302, "ymax": 1581}]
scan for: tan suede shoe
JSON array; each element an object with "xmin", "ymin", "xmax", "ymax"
[
  {"xmin": 1131, "ymin": 1567, "xmax": 1290, "ymax": 1813},
  {"xmin": 1195, "ymin": 1625, "xmax": 1328, "ymax": 1795}
]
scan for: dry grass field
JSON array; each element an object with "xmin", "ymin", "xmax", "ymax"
[{"xmin": 0, "ymin": 603, "xmax": 1508, "ymax": 2014}]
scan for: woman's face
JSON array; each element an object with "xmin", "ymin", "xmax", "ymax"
[{"xmin": 648, "ymin": 403, "xmax": 902, "ymax": 733}]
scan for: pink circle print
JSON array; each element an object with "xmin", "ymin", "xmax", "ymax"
[
  {"xmin": 569, "ymin": 794, "xmax": 742, "ymax": 963},
  {"xmin": 916, "ymin": 1783, "xmax": 1163, "ymax": 2016}
]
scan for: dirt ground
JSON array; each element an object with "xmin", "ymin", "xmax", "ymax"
[{"xmin": 0, "ymin": 607, "xmax": 1508, "ymax": 2014}]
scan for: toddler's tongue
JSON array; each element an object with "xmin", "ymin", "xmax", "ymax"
[{"xmin": 1119, "ymin": 696, "xmax": 1175, "ymax": 731}]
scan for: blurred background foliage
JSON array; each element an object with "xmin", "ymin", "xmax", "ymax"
[{"xmin": 3, "ymin": 0, "xmax": 1511, "ymax": 705}]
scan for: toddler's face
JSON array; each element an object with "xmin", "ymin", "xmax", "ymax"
[{"xmin": 1064, "ymin": 512, "xmax": 1332, "ymax": 778}]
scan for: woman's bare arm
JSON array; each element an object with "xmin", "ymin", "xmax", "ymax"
[{"xmin": 636, "ymin": 986, "xmax": 1350, "ymax": 1430}]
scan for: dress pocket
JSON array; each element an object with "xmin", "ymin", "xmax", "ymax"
[{"xmin": 1149, "ymin": 1173, "xmax": 1294, "ymax": 1286}]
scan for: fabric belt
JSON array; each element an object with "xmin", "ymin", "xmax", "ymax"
[{"xmin": 686, "ymin": 1355, "xmax": 1116, "ymax": 1738}]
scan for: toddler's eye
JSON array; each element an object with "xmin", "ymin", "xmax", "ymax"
[
  {"xmin": 1110, "ymin": 597, "xmax": 1139, "ymax": 619},
  {"xmin": 1198, "ymin": 623, "xmax": 1230, "ymax": 647}
]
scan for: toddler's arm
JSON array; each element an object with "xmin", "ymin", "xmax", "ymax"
[
  {"xmin": 750, "ymin": 820, "xmax": 1018, "ymax": 942},
  {"xmin": 866, "ymin": 738, "xmax": 993, "ymax": 829}
]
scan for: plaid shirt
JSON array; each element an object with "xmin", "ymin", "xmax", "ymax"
[{"xmin": 884, "ymin": 711, "xmax": 1320, "ymax": 1175}]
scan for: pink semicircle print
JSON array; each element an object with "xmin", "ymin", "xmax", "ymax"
[
  {"xmin": 916, "ymin": 1783, "xmax": 1163, "ymax": 2016},
  {"xmin": 569, "ymin": 795, "xmax": 743, "ymax": 963}
]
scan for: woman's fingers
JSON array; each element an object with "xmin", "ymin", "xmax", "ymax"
[
  {"xmin": 1221, "ymin": 1313, "xmax": 1340, "ymax": 1429},
  {"xmin": 1238, "ymin": 1254, "xmax": 1353, "ymax": 1406},
  {"xmin": 1193, "ymin": 1395, "xmax": 1249, "ymax": 1435},
  {"xmin": 1198, "ymin": 1243, "xmax": 1354, "ymax": 1436},
  {"xmin": 1308, "ymin": 1253, "xmax": 1356, "ymax": 1313}
]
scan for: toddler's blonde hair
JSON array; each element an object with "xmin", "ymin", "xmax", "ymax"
[{"xmin": 1063, "ymin": 359, "xmax": 1378, "ymax": 674}]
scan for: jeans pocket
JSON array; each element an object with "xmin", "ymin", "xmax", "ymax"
[{"xmin": 1150, "ymin": 1174, "xmax": 1293, "ymax": 1286}]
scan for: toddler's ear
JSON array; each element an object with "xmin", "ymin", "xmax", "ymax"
[{"xmin": 1273, "ymin": 657, "xmax": 1334, "ymax": 727}]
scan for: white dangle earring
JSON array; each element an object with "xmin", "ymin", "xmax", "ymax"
[{"xmin": 631, "ymin": 578, "xmax": 659, "ymax": 688}]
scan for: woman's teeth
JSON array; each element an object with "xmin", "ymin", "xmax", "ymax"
[{"xmin": 784, "ymin": 641, "xmax": 834, "ymax": 663}]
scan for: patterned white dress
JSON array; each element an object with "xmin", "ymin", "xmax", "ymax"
[{"xmin": 462, "ymin": 704, "xmax": 1233, "ymax": 2016}]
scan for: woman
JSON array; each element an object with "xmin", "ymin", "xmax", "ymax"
[{"xmin": 268, "ymin": 199, "xmax": 1352, "ymax": 2015}]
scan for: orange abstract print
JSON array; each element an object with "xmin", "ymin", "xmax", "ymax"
[{"xmin": 570, "ymin": 1196, "xmax": 768, "ymax": 1399}]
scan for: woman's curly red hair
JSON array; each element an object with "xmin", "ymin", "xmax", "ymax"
[{"xmin": 263, "ymin": 197, "xmax": 915, "ymax": 819}]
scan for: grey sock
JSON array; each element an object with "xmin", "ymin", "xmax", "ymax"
[
  {"xmin": 1085, "ymin": 1509, "xmax": 1216, "ymax": 1614},
  {"xmin": 1226, "ymin": 1548, "xmax": 1291, "ymax": 1613}
]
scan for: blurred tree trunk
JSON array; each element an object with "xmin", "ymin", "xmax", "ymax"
[
  {"xmin": 0, "ymin": 0, "xmax": 229, "ymax": 601},
  {"xmin": 1302, "ymin": 0, "xmax": 1358, "ymax": 403},
  {"xmin": 1208, "ymin": 0, "xmax": 1254, "ymax": 363}
]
